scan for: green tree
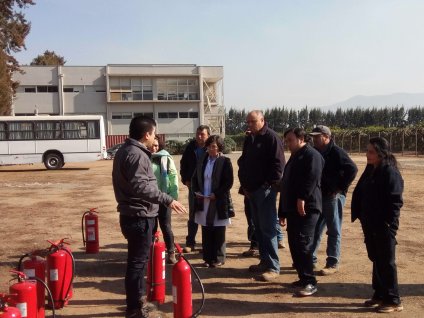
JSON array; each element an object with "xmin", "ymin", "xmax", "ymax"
[
  {"xmin": 30, "ymin": 50, "xmax": 66, "ymax": 65},
  {"xmin": 0, "ymin": 0, "xmax": 35, "ymax": 115}
]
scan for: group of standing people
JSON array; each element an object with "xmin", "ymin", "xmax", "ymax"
[
  {"xmin": 238, "ymin": 111, "xmax": 403, "ymax": 313},
  {"xmin": 112, "ymin": 112, "xmax": 404, "ymax": 318}
]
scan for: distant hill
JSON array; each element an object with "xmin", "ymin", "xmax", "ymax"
[{"xmin": 323, "ymin": 93, "xmax": 424, "ymax": 111}]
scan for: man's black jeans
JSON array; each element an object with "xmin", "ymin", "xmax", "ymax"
[{"xmin": 120, "ymin": 215, "xmax": 155, "ymax": 311}]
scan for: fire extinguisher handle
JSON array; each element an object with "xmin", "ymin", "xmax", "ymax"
[{"xmin": 9, "ymin": 269, "xmax": 27, "ymax": 280}]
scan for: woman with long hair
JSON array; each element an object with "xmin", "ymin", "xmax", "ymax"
[
  {"xmin": 149, "ymin": 137, "xmax": 179, "ymax": 264},
  {"xmin": 351, "ymin": 137, "xmax": 404, "ymax": 313}
]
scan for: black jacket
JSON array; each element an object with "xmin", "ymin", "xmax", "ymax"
[
  {"xmin": 351, "ymin": 163, "xmax": 403, "ymax": 230},
  {"xmin": 318, "ymin": 139, "xmax": 358, "ymax": 196},
  {"xmin": 180, "ymin": 139, "xmax": 205, "ymax": 185},
  {"xmin": 112, "ymin": 138, "xmax": 173, "ymax": 217},
  {"xmin": 237, "ymin": 123, "xmax": 285, "ymax": 192},
  {"xmin": 192, "ymin": 154, "xmax": 234, "ymax": 220},
  {"xmin": 278, "ymin": 144, "xmax": 324, "ymax": 218}
]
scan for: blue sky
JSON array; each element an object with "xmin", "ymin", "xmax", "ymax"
[{"xmin": 14, "ymin": 0, "xmax": 424, "ymax": 109}]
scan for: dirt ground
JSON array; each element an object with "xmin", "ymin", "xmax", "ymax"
[{"xmin": 0, "ymin": 152, "xmax": 423, "ymax": 318}]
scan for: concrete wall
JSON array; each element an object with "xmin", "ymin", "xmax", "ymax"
[{"xmin": 12, "ymin": 64, "xmax": 223, "ymax": 140}]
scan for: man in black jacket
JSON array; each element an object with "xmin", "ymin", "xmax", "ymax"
[
  {"xmin": 180, "ymin": 125, "xmax": 210, "ymax": 252},
  {"xmin": 112, "ymin": 116, "xmax": 186, "ymax": 318},
  {"xmin": 238, "ymin": 110, "xmax": 285, "ymax": 282},
  {"xmin": 310, "ymin": 125, "xmax": 358, "ymax": 275},
  {"xmin": 279, "ymin": 128, "xmax": 324, "ymax": 296}
]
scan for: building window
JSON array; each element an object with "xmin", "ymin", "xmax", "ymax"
[
  {"xmin": 63, "ymin": 86, "xmax": 83, "ymax": 93},
  {"xmin": 24, "ymin": 87, "xmax": 36, "ymax": 93},
  {"xmin": 134, "ymin": 112, "xmax": 154, "ymax": 119},
  {"xmin": 157, "ymin": 78, "xmax": 199, "ymax": 101},
  {"xmin": 178, "ymin": 112, "xmax": 198, "ymax": 118},
  {"xmin": 109, "ymin": 77, "xmax": 153, "ymax": 101},
  {"xmin": 112, "ymin": 112, "xmax": 133, "ymax": 119},
  {"xmin": 36, "ymin": 85, "xmax": 58, "ymax": 93},
  {"xmin": 84, "ymin": 85, "xmax": 106, "ymax": 92},
  {"xmin": 158, "ymin": 112, "xmax": 178, "ymax": 119}
]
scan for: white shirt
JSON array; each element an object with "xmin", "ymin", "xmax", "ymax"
[{"xmin": 194, "ymin": 156, "xmax": 231, "ymax": 227}]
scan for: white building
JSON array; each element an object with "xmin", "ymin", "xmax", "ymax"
[{"xmin": 13, "ymin": 64, "xmax": 225, "ymax": 141}]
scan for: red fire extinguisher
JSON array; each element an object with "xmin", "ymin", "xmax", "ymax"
[
  {"xmin": 19, "ymin": 253, "xmax": 47, "ymax": 318},
  {"xmin": 146, "ymin": 232, "xmax": 166, "ymax": 304},
  {"xmin": 8, "ymin": 271, "xmax": 37, "ymax": 318},
  {"xmin": 0, "ymin": 293, "xmax": 22, "ymax": 318},
  {"xmin": 81, "ymin": 208, "xmax": 99, "ymax": 254},
  {"xmin": 172, "ymin": 244, "xmax": 205, "ymax": 318},
  {"xmin": 46, "ymin": 239, "xmax": 74, "ymax": 309}
]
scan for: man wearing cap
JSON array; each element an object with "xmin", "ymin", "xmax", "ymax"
[{"xmin": 310, "ymin": 125, "xmax": 357, "ymax": 275}]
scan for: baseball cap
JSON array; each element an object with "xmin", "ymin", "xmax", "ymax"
[{"xmin": 310, "ymin": 125, "xmax": 331, "ymax": 136}]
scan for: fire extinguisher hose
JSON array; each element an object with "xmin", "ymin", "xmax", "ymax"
[
  {"xmin": 9, "ymin": 272, "xmax": 56, "ymax": 318},
  {"xmin": 33, "ymin": 276, "xmax": 56, "ymax": 318},
  {"xmin": 181, "ymin": 255, "xmax": 205, "ymax": 318},
  {"xmin": 61, "ymin": 247, "xmax": 76, "ymax": 307},
  {"xmin": 81, "ymin": 211, "xmax": 89, "ymax": 246},
  {"xmin": 17, "ymin": 253, "xmax": 31, "ymax": 271}
]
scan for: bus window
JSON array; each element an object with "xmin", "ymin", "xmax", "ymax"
[
  {"xmin": 0, "ymin": 123, "xmax": 5, "ymax": 140},
  {"xmin": 63, "ymin": 121, "xmax": 86, "ymax": 139},
  {"xmin": 87, "ymin": 121, "xmax": 99, "ymax": 138},
  {"xmin": 8, "ymin": 122, "xmax": 34, "ymax": 140},
  {"xmin": 35, "ymin": 121, "xmax": 61, "ymax": 139}
]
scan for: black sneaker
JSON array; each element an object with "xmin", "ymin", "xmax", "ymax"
[
  {"xmin": 377, "ymin": 303, "xmax": 403, "ymax": 313},
  {"xmin": 142, "ymin": 301, "xmax": 157, "ymax": 312},
  {"xmin": 364, "ymin": 298, "xmax": 383, "ymax": 308},
  {"xmin": 125, "ymin": 308, "xmax": 149, "ymax": 318},
  {"xmin": 290, "ymin": 280, "xmax": 303, "ymax": 288},
  {"xmin": 294, "ymin": 284, "xmax": 317, "ymax": 297}
]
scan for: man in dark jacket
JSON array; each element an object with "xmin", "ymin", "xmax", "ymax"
[
  {"xmin": 180, "ymin": 125, "xmax": 210, "ymax": 252},
  {"xmin": 310, "ymin": 125, "xmax": 358, "ymax": 275},
  {"xmin": 238, "ymin": 110, "xmax": 285, "ymax": 282},
  {"xmin": 112, "ymin": 116, "xmax": 186, "ymax": 318},
  {"xmin": 278, "ymin": 128, "xmax": 324, "ymax": 297}
]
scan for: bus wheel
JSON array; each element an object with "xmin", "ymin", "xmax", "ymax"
[{"xmin": 44, "ymin": 152, "xmax": 64, "ymax": 170}]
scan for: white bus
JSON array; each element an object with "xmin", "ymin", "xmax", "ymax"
[{"xmin": 0, "ymin": 115, "xmax": 107, "ymax": 169}]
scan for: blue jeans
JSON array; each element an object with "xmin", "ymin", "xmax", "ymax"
[
  {"xmin": 120, "ymin": 215, "xmax": 155, "ymax": 311},
  {"xmin": 276, "ymin": 217, "xmax": 283, "ymax": 242},
  {"xmin": 248, "ymin": 186, "xmax": 279, "ymax": 273},
  {"xmin": 312, "ymin": 193, "xmax": 346, "ymax": 267}
]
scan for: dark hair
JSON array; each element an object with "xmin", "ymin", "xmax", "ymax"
[
  {"xmin": 205, "ymin": 135, "xmax": 224, "ymax": 152},
  {"xmin": 129, "ymin": 116, "xmax": 156, "ymax": 140},
  {"xmin": 369, "ymin": 137, "xmax": 398, "ymax": 169},
  {"xmin": 197, "ymin": 125, "xmax": 211, "ymax": 136},
  {"xmin": 283, "ymin": 127, "xmax": 311, "ymax": 143},
  {"xmin": 154, "ymin": 136, "xmax": 165, "ymax": 151}
]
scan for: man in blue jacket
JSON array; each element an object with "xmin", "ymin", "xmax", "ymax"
[
  {"xmin": 310, "ymin": 125, "xmax": 358, "ymax": 275},
  {"xmin": 238, "ymin": 110, "xmax": 285, "ymax": 282},
  {"xmin": 113, "ymin": 116, "xmax": 186, "ymax": 318}
]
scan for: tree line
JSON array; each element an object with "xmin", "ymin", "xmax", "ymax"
[{"xmin": 225, "ymin": 106, "xmax": 424, "ymax": 135}]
